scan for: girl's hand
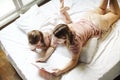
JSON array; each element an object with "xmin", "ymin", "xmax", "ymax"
[{"xmin": 36, "ymin": 58, "xmax": 46, "ymax": 62}]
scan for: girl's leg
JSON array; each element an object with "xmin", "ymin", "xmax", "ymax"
[
  {"xmin": 60, "ymin": 0, "xmax": 64, "ymax": 8},
  {"xmin": 60, "ymin": 0, "xmax": 72, "ymax": 24}
]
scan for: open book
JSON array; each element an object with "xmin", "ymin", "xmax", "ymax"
[
  {"xmin": 31, "ymin": 62, "xmax": 63, "ymax": 80},
  {"xmin": 32, "ymin": 62, "xmax": 57, "ymax": 73}
]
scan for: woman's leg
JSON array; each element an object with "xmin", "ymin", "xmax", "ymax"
[
  {"xmin": 103, "ymin": 0, "xmax": 120, "ymax": 27},
  {"xmin": 91, "ymin": 0, "xmax": 108, "ymax": 14},
  {"xmin": 109, "ymin": 0, "xmax": 120, "ymax": 15},
  {"xmin": 99, "ymin": 0, "xmax": 109, "ymax": 14}
]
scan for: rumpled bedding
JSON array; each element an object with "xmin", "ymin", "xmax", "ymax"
[{"xmin": 0, "ymin": 0, "xmax": 120, "ymax": 80}]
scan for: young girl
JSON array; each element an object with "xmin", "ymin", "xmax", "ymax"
[{"xmin": 27, "ymin": 0, "xmax": 71, "ymax": 62}]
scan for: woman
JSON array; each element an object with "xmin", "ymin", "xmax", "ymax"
[
  {"xmin": 27, "ymin": 0, "xmax": 71, "ymax": 62},
  {"xmin": 39, "ymin": 0, "xmax": 120, "ymax": 78}
]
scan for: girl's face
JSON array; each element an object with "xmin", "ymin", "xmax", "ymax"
[
  {"xmin": 30, "ymin": 39, "xmax": 45, "ymax": 49},
  {"xmin": 35, "ymin": 40, "xmax": 45, "ymax": 49}
]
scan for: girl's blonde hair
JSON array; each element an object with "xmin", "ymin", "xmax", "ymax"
[{"xmin": 27, "ymin": 30, "xmax": 44, "ymax": 45}]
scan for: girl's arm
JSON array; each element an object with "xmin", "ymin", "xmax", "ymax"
[
  {"xmin": 29, "ymin": 44, "xmax": 36, "ymax": 51},
  {"xmin": 36, "ymin": 36, "xmax": 58, "ymax": 62},
  {"xmin": 36, "ymin": 46, "xmax": 55, "ymax": 62}
]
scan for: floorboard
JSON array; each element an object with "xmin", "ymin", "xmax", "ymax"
[{"xmin": 0, "ymin": 48, "xmax": 22, "ymax": 80}]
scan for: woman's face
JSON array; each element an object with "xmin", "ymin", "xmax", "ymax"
[{"xmin": 53, "ymin": 35, "xmax": 66, "ymax": 44}]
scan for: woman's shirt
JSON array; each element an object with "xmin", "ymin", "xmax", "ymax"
[{"xmin": 69, "ymin": 19, "xmax": 101, "ymax": 54}]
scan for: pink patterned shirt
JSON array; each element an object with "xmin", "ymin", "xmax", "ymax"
[{"xmin": 69, "ymin": 19, "xmax": 101, "ymax": 54}]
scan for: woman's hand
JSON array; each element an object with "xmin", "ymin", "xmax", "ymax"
[
  {"xmin": 51, "ymin": 69, "xmax": 62, "ymax": 76},
  {"xmin": 39, "ymin": 68, "xmax": 62, "ymax": 80}
]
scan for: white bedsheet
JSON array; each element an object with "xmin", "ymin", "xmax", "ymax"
[{"xmin": 0, "ymin": 0, "xmax": 120, "ymax": 80}]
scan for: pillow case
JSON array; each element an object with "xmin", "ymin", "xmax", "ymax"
[{"xmin": 80, "ymin": 38, "xmax": 98, "ymax": 63}]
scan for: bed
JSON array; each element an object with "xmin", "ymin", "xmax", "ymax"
[{"xmin": 0, "ymin": 0, "xmax": 120, "ymax": 80}]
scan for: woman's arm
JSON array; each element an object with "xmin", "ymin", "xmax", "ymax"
[
  {"xmin": 52, "ymin": 41, "xmax": 81, "ymax": 76},
  {"xmin": 53, "ymin": 52, "xmax": 80, "ymax": 76}
]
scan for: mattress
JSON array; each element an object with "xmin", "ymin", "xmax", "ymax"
[{"xmin": 0, "ymin": 0, "xmax": 120, "ymax": 80}]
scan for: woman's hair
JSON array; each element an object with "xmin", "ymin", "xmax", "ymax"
[
  {"xmin": 27, "ymin": 30, "xmax": 44, "ymax": 45},
  {"xmin": 53, "ymin": 24, "xmax": 74, "ymax": 45}
]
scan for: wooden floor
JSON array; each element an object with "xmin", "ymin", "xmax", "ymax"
[{"xmin": 0, "ymin": 48, "xmax": 22, "ymax": 80}]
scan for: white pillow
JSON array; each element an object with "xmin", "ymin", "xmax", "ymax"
[
  {"xmin": 79, "ymin": 38, "xmax": 98, "ymax": 63},
  {"xmin": 15, "ymin": 4, "xmax": 41, "ymax": 33},
  {"xmin": 15, "ymin": 4, "xmax": 65, "ymax": 33}
]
